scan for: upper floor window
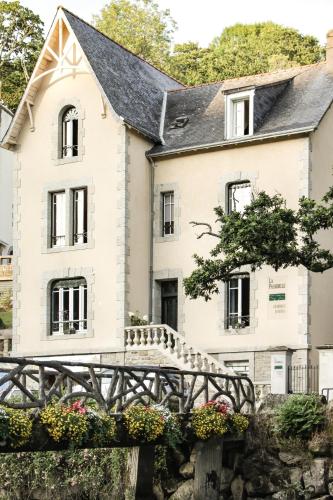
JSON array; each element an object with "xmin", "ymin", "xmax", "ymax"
[
  {"xmin": 51, "ymin": 191, "xmax": 66, "ymax": 247},
  {"xmin": 226, "ymin": 273, "xmax": 250, "ymax": 329},
  {"xmin": 225, "ymin": 90, "xmax": 254, "ymax": 140},
  {"xmin": 51, "ymin": 277, "xmax": 87, "ymax": 335},
  {"xmin": 62, "ymin": 106, "xmax": 79, "ymax": 158},
  {"xmin": 228, "ymin": 182, "xmax": 251, "ymax": 214},
  {"xmin": 50, "ymin": 187, "xmax": 88, "ymax": 248},
  {"xmin": 162, "ymin": 191, "xmax": 174, "ymax": 236},
  {"xmin": 73, "ymin": 188, "xmax": 88, "ymax": 245}
]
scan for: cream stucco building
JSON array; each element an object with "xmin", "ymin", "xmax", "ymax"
[{"xmin": 2, "ymin": 8, "xmax": 333, "ymax": 391}]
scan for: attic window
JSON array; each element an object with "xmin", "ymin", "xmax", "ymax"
[
  {"xmin": 169, "ymin": 116, "xmax": 189, "ymax": 129},
  {"xmin": 225, "ymin": 90, "xmax": 254, "ymax": 140},
  {"xmin": 62, "ymin": 106, "xmax": 79, "ymax": 158}
]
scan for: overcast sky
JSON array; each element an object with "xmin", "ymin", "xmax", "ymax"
[{"xmin": 20, "ymin": 0, "xmax": 333, "ymax": 46}]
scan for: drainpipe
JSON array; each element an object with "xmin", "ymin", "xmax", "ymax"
[{"xmin": 148, "ymin": 156, "xmax": 155, "ymax": 323}]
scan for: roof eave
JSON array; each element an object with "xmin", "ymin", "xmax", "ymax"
[{"xmin": 147, "ymin": 126, "xmax": 315, "ymax": 158}]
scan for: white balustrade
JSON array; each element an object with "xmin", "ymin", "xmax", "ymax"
[{"xmin": 124, "ymin": 325, "xmax": 234, "ymax": 375}]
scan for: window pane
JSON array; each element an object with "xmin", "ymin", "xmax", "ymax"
[
  {"xmin": 241, "ymin": 277, "xmax": 250, "ymax": 325},
  {"xmin": 50, "ymin": 278, "xmax": 87, "ymax": 335},
  {"xmin": 228, "ymin": 183, "xmax": 251, "ymax": 213},
  {"xmin": 62, "ymin": 107, "xmax": 79, "ymax": 158},
  {"xmin": 51, "ymin": 192, "xmax": 66, "ymax": 247},
  {"xmin": 73, "ymin": 188, "xmax": 87, "ymax": 245},
  {"xmin": 163, "ymin": 191, "xmax": 175, "ymax": 236}
]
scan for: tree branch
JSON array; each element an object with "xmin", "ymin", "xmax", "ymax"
[{"xmin": 190, "ymin": 221, "xmax": 220, "ymax": 239}]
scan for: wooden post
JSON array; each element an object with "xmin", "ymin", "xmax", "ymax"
[
  {"xmin": 126, "ymin": 445, "xmax": 155, "ymax": 500},
  {"xmin": 193, "ymin": 437, "xmax": 223, "ymax": 500}
]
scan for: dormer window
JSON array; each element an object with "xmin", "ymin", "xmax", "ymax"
[
  {"xmin": 225, "ymin": 90, "xmax": 254, "ymax": 140},
  {"xmin": 62, "ymin": 106, "xmax": 79, "ymax": 158}
]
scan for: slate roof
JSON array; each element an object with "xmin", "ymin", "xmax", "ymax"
[
  {"xmin": 149, "ymin": 62, "xmax": 333, "ymax": 156},
  {"xmin": 63, "ymin": 9, "xmax": 183, "ymax": 141}
]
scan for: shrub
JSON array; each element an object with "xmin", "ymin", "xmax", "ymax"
[
  {"xmin": 0, "ymin": 406, "xmax": 32, "ymax": 448},
  {"xmin": 123, "ymin": 404, "xmax": 165, "ymax": 442},
  {"xmin": 152, "ymin": 404, "xmax": 183, "ymax": 448},
  {"xmin": 231, "ymin": 413, "xmax": 250, "ymax": 434},
  {"xmin": 275, "ymin": 394, "xmax": 325, "ymax": 439}
]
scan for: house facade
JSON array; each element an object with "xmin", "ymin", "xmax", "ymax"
[{"xmin": 2, "ymin": 8, "xmax": 333, "ymax": 390}]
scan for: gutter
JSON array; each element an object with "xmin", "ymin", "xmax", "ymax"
[
  {"xmin": 147, "ymin": 125, "xmax": 315, "ymax": 159},
  {"xmin": 148, "ymin": 156, "xmax": 156, "ymax": 323}
]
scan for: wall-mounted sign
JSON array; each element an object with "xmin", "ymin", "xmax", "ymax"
[
  {"xmin": 268, "ymin": 277, "xmax": 287, "ymax": 319},
  {"xmin": 269, "ymin": 293, "xmax": 286, "ymax": 301}
]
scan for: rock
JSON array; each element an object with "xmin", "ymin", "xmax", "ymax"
[
  {"xmin": 169, "ymin": 479, "xmax": 194, "ymax": 500},
  {"xmin": 242, "ymin": 452, "xmax": 288, "ymax": 496},
  {"xmin": 288, "ymin": 467, "xmax": 303, "ymax": 489},
  {"xmin": 328, "ymin": 481, "xmax": 333, "ymax": 496},
  {"xmin": 303, "ymin": 459, "xmax": 328, "ymax": 498},
  {"xmin": 308, "ymin": 434, "xmax": 331, "ymax": 457},
  {"xmin": 164, "ymin": 478, "xmax": 183, "ymax": 495},
  {"xmin": 189, "ymin": 448, "xmax": 197, "ymax": 464},
  {"xmin": 278, "ymin": 452, "xmax": 304, "ymax": 466},
  {"xmin": 220, "ymin": 467, "xmax": 234, "ymax": 493},
  {"xmin": 153, "ymin": 482, "xmax": 164, "ymax": 500},
  {"xmin": 179, "ymin": 462, "xmax": 194, "ymax": 479},
  {"xmin": 231, "ymin": 475, "xmax": 245, "ymax": 500}
]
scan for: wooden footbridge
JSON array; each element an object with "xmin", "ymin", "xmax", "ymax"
[{"xmin": 0, "ymin": 357, "xmax": 255, "ymax": 499}]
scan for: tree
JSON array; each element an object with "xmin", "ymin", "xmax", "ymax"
[
  {"xmin": 93, "ymin": 0, "xmax": 176, "ymax": 70},
  {"xmin": 0, "ymin": 0, "xmax": 44, "ymax": 110},
  {"xmin": 168, "ymin": 22, "xmax": 324, "ymax": 86},
  {"xmin": 166, "ymin": 42, "xmax": 215, "ymax": 86},
  {"xmin": 184, "ymin": 189, "xmax": 333, "ymax": 301}
]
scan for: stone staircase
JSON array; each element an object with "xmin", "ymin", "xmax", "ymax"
[{"xmin": 124, "ymin": 324, "xmax": 234, "ymax": 375}]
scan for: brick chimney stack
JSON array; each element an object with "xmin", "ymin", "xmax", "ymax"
[{"xmin": 326, "ymin": 30, "xmax": 333, "ymax": 69}]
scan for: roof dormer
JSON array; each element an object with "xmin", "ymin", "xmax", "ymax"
[{"xmin": 225, "ymin": 89, "xmax": 255, "ymax": 140}]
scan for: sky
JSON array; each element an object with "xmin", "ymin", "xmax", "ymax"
[{"xmin": 20, "ymin": 0, "xmax": 333, "ymax": 47}]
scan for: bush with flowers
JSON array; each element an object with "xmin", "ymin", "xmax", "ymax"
[
  {"xmin": 152, "ymin": 404, "xmax": 183, "ymax": 448},
  {"xmin": 0, "ymin": 405, "xmax": 32, "ymax": 448},
  {"xmin": 192, "ymin": 400, "xmax": 249, "ymax": 440},
  {"xmin": 40, "ymin": 400, "xmax": 117, "ymax": 447},
  {"xmin": 123, "ymin": 404, "xmax": 166, "ymax": 442}
]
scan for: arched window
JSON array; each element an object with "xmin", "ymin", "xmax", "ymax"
[
  {"xmin": 62, "ymin": 106, "xmax": 79, "ymax": 158},
  {"xmin": 51, "ymin": 277, "xmax": 87, "ymax": 335}
]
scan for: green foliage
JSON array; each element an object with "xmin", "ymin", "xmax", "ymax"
[
  {"xmin": 93, "ymin": 0, "xmax": 176, "ymax": 70},
  {"xmin": 275, "ymin": 394, "xmax": 325, "ymax": 439},
  {"xmin": 168, "ymin": 22, "xmax": 323, "ymax": 85},
  {"xmin": 0, "ymin": 0, "xmax": 44, "ymax": 110},
  {"xmin": 0, "ymin": 448, "xmax": 128, "ymax": 499},
  {"xmin": 0, "ymin": 289, "xmax": 12, "ymax": 312},
  {"xmin": 184, "ymin": 189, "xmax": 333, "ymax": 301}
]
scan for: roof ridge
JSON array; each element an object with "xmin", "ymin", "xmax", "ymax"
[
  {"xmin": 59, "ymin": 6, "xmax": 184, "ymax": 88},
  {"xmin": 166, "ymin": 61, "xmax": 322, "ymax": 93}
]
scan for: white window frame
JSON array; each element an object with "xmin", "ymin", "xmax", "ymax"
[
  {"xmin": 228, "ymin": 181, "xmax": 251, "ymax": 214},
  {"xmin": 227, "ymin": 274, "xmax": 250, "ymax": 329},
  {"xmin": 224, "ymin": 360, "xmax": 249, "ymax": 377},
  {"xmin": 51, "ymin": 191, "xmax": 66, "ymax": 248},
  {"xmin": 162, "ymin": 191, "xmax": 175, "ymax": 236},
  {"xmin": 51, "ymin": 280, "xmax": 87, "ymax": 335},
  {"xmin": 225, "ymin": 89, "xmax": 255, "ymax": 140},
  {"xmin": 72, "ymin": 188, "xmax": 87, "ymax": 245}
]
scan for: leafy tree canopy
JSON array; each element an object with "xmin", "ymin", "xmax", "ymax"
[
  {"xmin": 0, "ymin": 0, "xmax": 44, "ymax": 110},
  {"xmin": 184, "ymin": 189, "xmax": 333, "ymax": 301},
  {"xmin": 169, "ymin": 22, "xmax": 324, "ymax": 86},
  {"xmin": 93, "ymin": 0, "xmax": 176, "ymax": 70}
]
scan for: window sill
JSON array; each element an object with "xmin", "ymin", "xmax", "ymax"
[
  {"xmin": 222, "ymin": 327, "xmax": 252, "ymax": 336},
  {"xmin": 45, "ymin": 331, "xmax": 93, "ymax": 341},
  {"xmin": 54, "ymin": 155, "xmax": 83, "ymax": 166},
  {"xmin": 154, "ymin": 234, "xmax": 179, "ymax": 243},
  {"xmin": 43, "ymin": 243, "xmax": 92, "ymax": 254}
]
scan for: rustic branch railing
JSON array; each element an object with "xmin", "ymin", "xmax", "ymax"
[
  {"xmin": 125, "ymin": 325, "xmax": 234, "ymax": 375},
  {"xmin": 0, "ymin": 357, "xmax": 255, "ymax": 414}
]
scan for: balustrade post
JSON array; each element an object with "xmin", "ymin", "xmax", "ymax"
[
  {"xmin": 134, "ymin": 328, "xmax": 140, "ymax": 347},
  {"xmin": 167, "ymin": 330, "xmax": 173, "ymax": 352},
  {"xmin": 146, "ymin": 328, "xmax": 153, "ymax": 346}
]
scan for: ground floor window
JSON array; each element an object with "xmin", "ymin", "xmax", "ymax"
[
  {"xmin": 51, "ymin": 277, "xmax": 87, "ymax": 335},
  {"xmin": 226, "ymin": 274, "xmax": 250, "ymax": 328},
  {"xmin": 225, "ymin": 360, "xmax": 249, "ymax": 377}
]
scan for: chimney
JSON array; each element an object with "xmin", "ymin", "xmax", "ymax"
[{"xmin": 326, "ymin": 30, "xmax": 333, "ymax": 69}]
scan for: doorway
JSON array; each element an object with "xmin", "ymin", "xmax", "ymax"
[{"xmin": 161, "ymin": 280, "xmax": 178, "ymax": 331}]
